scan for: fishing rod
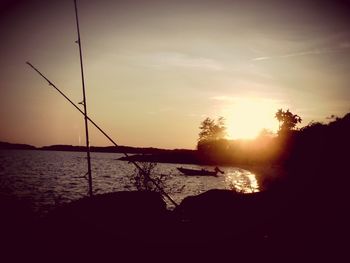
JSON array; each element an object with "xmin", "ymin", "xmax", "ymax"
[
  {"xmin": 74, "ymin": 0, "xmax": 93, "ymax": 197},
  {"xmin": 26, "ymin": 62, "xmax": 178, "ymax": 207}
]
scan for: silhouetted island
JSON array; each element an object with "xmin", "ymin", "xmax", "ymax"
[
  {"xmin": 0, "ymin": 141, "xmax": 36, "ymax": 150},
  {"xmin": 0, "ymin": 141, "xmax": 197, "ymax": 160},
  {"xmin": 39, "ymin": 144, "xmax": 186, "ymax": 155}
]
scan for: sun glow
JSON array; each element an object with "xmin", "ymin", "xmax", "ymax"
[{"xmin": 221, "ymin": 98, "xmax": 281, "ymax": 140}]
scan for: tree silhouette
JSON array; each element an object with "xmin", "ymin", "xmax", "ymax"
[
  {"xmin": 275, "ymin": 109, "xmax": 302, "ymax": 133},
  {"xmin": 198, "ymin": 117, "xmax": 226, "ymax": 144},
  {"xmin": 197, "ymin": 117, "xmax": 229, "ymax": 163}
]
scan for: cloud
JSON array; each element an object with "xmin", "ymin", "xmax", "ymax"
[
  {"xmin": 136, "ymin": 51, "xmax": 223, "ymax": 71},
  {"xmin": 251, "ymin": 56, "xmax": 271, "ymax": 61},
  {"xmin": 211, "ymin": 95, "xmax": 235, "ymax": 102},
  {"xmin": 339, "ymin": 42, "xmax": 350, "ymax": 48},
  {"xmin": 252, "ymin": 44, "xmax": 350, "ymax": 61},
  {"xmin": 210, "ymin": 95, "xmax": 286, "ymax": 108}
]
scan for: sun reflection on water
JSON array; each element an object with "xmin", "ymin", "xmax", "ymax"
[{"xmin": 224, "ymin": 169, "xmax": 259, "ymax": 193}]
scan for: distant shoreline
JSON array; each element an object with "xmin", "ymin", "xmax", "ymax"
[
  {"xmin": 0, "ymin": 140, "xmax": 201, "ymax": 166},
  {"xmin": 0, "ymin": 141, "xmax": 192, "ymax": 154}
]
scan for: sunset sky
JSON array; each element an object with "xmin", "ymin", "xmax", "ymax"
[{"xmin": 1, "ymin": 0, "xmax": 350, "ymax": 149}]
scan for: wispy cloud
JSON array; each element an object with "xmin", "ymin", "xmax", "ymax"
[
  {"xmin": 339, "ymin": 42, "xmax": 350, "ymax": 48},
  {"xmin": 252, "ymin": 44, "xmax": 350, "ymax": 61},
  {"xmin": 210, "ymin": 95, "xmax": 286, "ymax": 108},
  {"xmin": 252, "ymin": 56, "xmax": 271, "ymax": 61},
  {"xmin": 211, "ymin": 95, "xmax": 235, "ymax": 102},
  {"xmin": 135, "ymin": 52, "xmax": 223, "ymax": 71}
]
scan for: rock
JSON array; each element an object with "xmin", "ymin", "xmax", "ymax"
[
  {"xmin": 35, "ymin": 191, "xmax": 173, "ymax": 260},
  {"xmin": 174, "ymin": 189, "xmax": 286, "ymax": 243}
]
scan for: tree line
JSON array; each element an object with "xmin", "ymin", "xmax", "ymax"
[
  {"xmin": 196, "ymin": 109, "xmax": 303, "ymax": 165},
  {"xmin": 198, "ymin": 109, "xmax": 302, "ymax": 146}
]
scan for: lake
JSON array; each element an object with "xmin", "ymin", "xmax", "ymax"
[{"xmin": 0, "ymin": 149, "xmax": 259, "ymax": 214}]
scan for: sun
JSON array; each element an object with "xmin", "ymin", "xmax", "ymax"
[{"xmin": 222, "ymin": 98, "xmax": 281, "ymax": 140}]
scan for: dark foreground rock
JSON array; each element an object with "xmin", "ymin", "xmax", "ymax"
[{"xmin": 1, "ymin": 188, "xmax": 346, "ymax": 262}]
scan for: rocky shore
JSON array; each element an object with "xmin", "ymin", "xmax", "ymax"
[{"xmin": 1, "ymin": 182, "xmax": 345, "ymax": 262}]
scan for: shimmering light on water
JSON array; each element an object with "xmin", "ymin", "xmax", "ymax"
[
  {"xmin": 0, "ymin": 150, "xmax": 259, "ymax": 213},
  {"xmin": 224, "ymin": 169, "xmax": 259, "ymax": 193}
]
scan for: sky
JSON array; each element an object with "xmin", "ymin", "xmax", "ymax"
[{"xmin": 1, "ymin": 0, "xmax": 350, "ymax": 149}]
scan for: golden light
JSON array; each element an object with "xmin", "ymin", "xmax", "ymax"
[
  {"xmin": 225, "ymin": 169, "xmax": 260, "ymax": 193},
  {"xmin": 221, "ymin": 97, "xmax": 281, "ymax": 140}
]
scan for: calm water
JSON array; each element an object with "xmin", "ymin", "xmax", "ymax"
[{"xmin": 0, "ymin": 149, "xmax": 259, "ymax": 214}]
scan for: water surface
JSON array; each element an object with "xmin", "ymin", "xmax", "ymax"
[{"xmin": 0, "ymin": 149, "xmax": 259, "ymax": 214}]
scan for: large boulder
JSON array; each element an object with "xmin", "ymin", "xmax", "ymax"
[
  {"xmin": 36, "ymin": 191, "xmax": 173, "ymax": 260},
  {"xmin": 173, "ymin": 189, "xmax": 287, "ymax": 244},
  {"xmin": 0, "ymin": 195, "xmax": 38, "ymax": 261}
]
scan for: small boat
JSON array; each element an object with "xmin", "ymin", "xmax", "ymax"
[{"xmin": 177, "ymin": 167, "xmax": 222, "ymax": 177}]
